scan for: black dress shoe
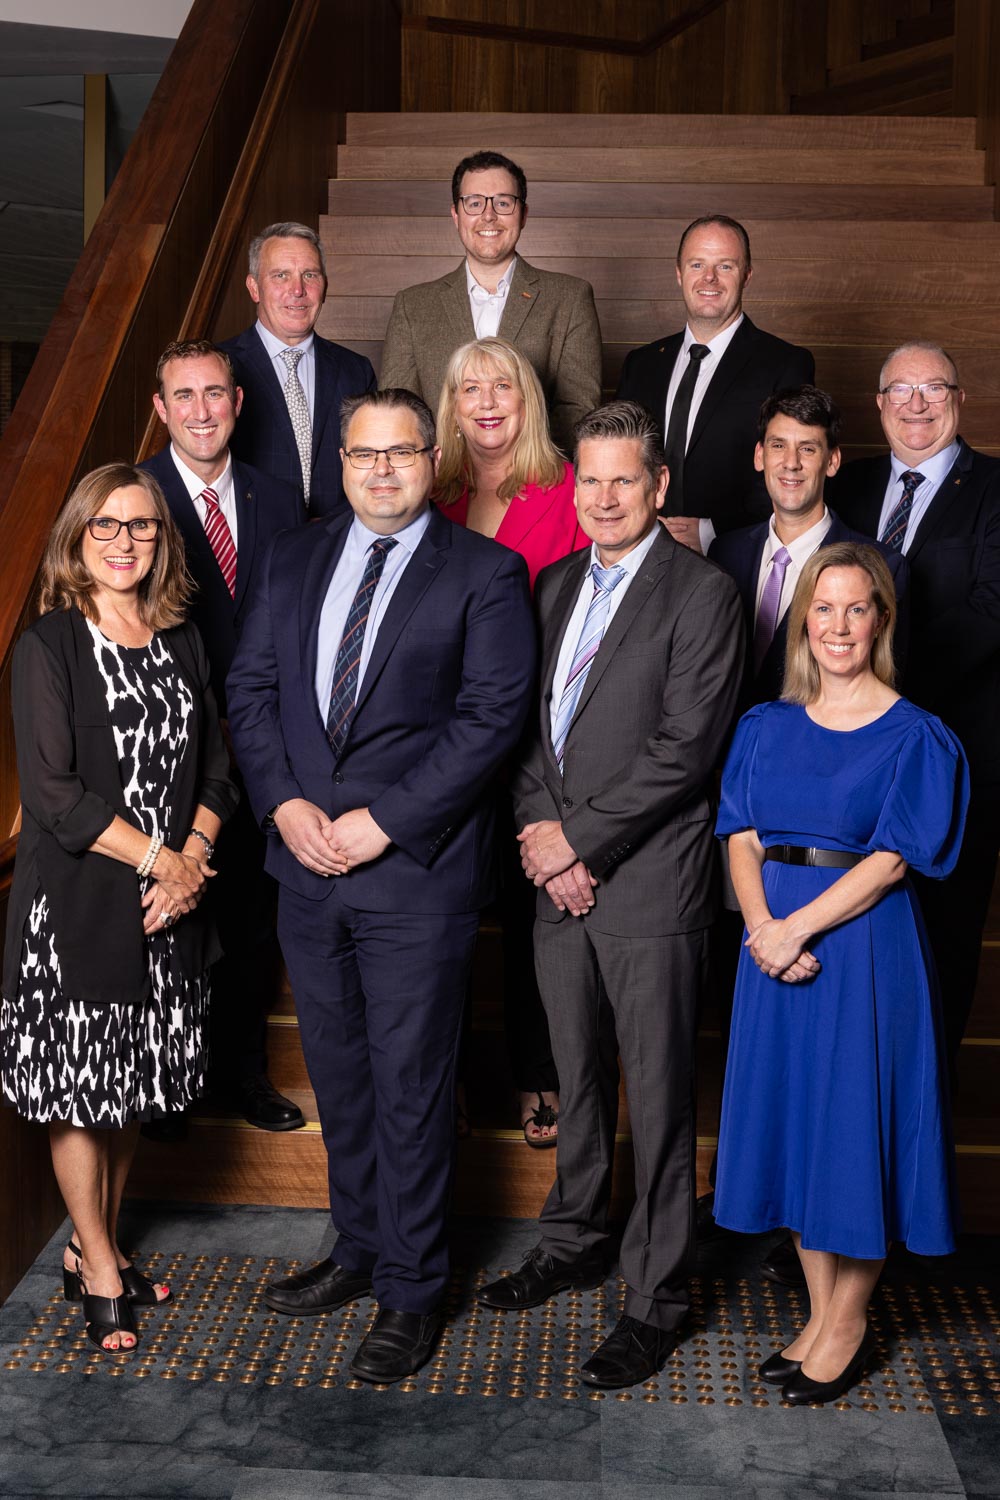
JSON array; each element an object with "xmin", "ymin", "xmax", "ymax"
[
  {"xmin": 227, "ymin": 1076, "xmax": 305, "ymax": 1132},
  {"xmin": 759, "ymin": 1236, "xmax": 806, "ymax": 1287},
  {"xmin": 580, "ymin": 1314, "xmax": 681, "ymax": 1389},
  {"xmin": 477, "ymin": 1244, "xmax": 605, "ymax": 1310},
  {"xmin": 695, "ymin": 1190, "xmax": 736, "ymax": 1245},
  {"xmin": 140, "ymin": 1111, "xmax": 187, "ymax": 1143},
  {"xmin": 782, "ymin": 1328, "xmax": 878, "ymax": 1406},
  {"xmin": 349, "ymin": 1308, "xmax": 442, "ymax": 1383},
  {"xmin": 758, "ymin": 1349, "xmax": 802, "ymax": 1384},
  {"xmin": 264, "ymin": 1258, "xmax": 373, "ymax": 1315}
]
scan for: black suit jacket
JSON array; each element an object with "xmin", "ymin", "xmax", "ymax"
[
  {"xmin": 219, "ymin": 325, "xmax": 376, "ymax": 520},
  {"xmin": 615, "ymin": 316, "xmax": 815, "ymax": 534},
  {"xmin": 141, "ymin": 446, "xmax": 304, "ymax": 712},
  {"xmin": 709, "ymin": 510, "xmax": 910, "ymax": 708},
  {"xmin": 833, "ymin": 438, "xmax": 1000, "ymax": 783}
]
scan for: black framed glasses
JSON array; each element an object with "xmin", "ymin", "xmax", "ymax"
[
  {"xmin": 86, "ymin": 516, "xmax": 161, "ymax": 541},
  {"xmin": 345, "ymin": 446, "xmax": 433, "ymax": 470},
  {"xmin": 879, "ymin": 382, "xmax": 959, "ymax": 405},
  {"xmin": 457, "ymin": 194, "xmax": 521, "ymax": 216}
]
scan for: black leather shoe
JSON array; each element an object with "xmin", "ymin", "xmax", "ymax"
[
  {"xmin": 227, "ymin": 1076, "xmax": 305, "ymax": 1132},
  {"xmin": 758, "ymin": 1349, "xmax": 802, "ymax": 1384},
  {"xmin": 580, "ymin": 1314, "xmax": 681, "ymax": 1389},
  {"xmin": 782, "ymin": 1328, "xmax": 878, "ymax": 1406},
  {"xmin": 264, "ymin": 1258, "xmax": 373, "ymax": 1315},
  {"xmin": 477, "ymin": 1245, "xmax": 605, "ymax": 1310},
  {"xmin": 759, "ymin": 1236, "xmax": 806, "ymax": 1287},
  {"xmin": 349, "ymin": 1308, "xmax": 442, "ymax": 1383},
  {"xmin": 695, "ymin": 1190, "xmax": 736, "ymax": 1245}
]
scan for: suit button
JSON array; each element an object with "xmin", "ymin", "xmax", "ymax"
[
  {"xmin": 562, "ymin": 796, "xmax": 573, "ymax": 809},
  {"xmin": 333, "ymin": 772, "xmax": 344, "ymax": 785}
]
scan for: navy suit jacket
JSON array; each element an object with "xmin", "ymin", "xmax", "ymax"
[
  {"xmin": 226, "ymin": 504, "xmax": 536, "ymax": 913},
  {"xmin": 615, "ymin": 316, "xmax": 815, "ymax": 533},
  {"xmin": 140, "ymin": 446, "xmax": 303, "ymax": 712},
  {"xmin": 219, "ymin": 325, "xmax": 376, "ymax": 520},
  {"xmin": 833, "ymin": 438, "xmax": 1000, "ymax": 784},
  {"xmin": 709, "ymin": 510, "xmax": 909, "ymax": 709}
]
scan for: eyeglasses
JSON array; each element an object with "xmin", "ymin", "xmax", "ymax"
[
  {"xmin": 86, "ymin": 516, "xmax": 161, "ymax": 541},
  {"xmin": 456, "ymin": 194, "xmax": 521, "ymax": 216},
  {"xmin": 879, "ymin": 382, "xmax": 959, "ymax": 405},
  {"xmin": 344, "ymin": 446, "xmax": 433, "ymax": 470}
]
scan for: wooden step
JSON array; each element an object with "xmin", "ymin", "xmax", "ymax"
[
  {"xmin": 829, "ymin": 33, "xmax": 953, "ymax": 88},
  {"xmin": 343, "ymin": 111, "xmax": 976, "ymax": 152},
  {"xmin": 336, "ymin": 144, "xmax": 986, "ymax": 188},
  {"xmin": 328, "ymin": 179, "xmax": 996, "ymax": 223}
]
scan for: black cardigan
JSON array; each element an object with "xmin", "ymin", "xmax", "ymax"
[{"xmin": 3, "ymin": 608, "xmax": 238, "ymax": 1006}]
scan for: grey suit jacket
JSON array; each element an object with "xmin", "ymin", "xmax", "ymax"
[
  {"xmin": 513, "ymin": 528, "xmax": 744, "ymax": 937},
  {"xmin": 379, "ymin": 254, "xmax": 603, "ymax": 453}
]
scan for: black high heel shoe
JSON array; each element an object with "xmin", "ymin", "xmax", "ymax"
[
  {"xmin": 782, "ymin": 1327, "xmax": 878, "ymax": 1406},
  {"xmin": 758, "ymin": 1350, "xmax": 802, "ymax": 1385},
  {"xmin": 64, "ymin": 1240, "xmax": 171, "ymax": 1307},
  {"xmin": 81, "ymin": 1290, "xmax": 138, "ymax": 1355}
]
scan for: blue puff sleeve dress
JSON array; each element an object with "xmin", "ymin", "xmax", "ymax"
[{"xmin": 713, "ymin": 697, "xmax": 969, "ymax": 1259}]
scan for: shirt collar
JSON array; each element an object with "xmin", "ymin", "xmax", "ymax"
[
  {"xmin": 682, "ymin": 311, "xmax": 744, "ymax": 358},
  {"xmin": 588, "ymin": 521, "xmax": 660, "ymax": 579},
  {"xmin": 255, "ymin": 319, "xmax": 315, "ymax": 361},
  {"xmin": 169, "ymin": 445, "xmax": 232, "ymax": 501},
  {"xmin": 889, "ymin": 439, "xmax": 960, "ymax": 489},
  {"xmin": 349, "ymin": 505, "xmax": 431, "ymax": 557},
  {"xmin": 764, "ymin": 505, "xmax": 832, "ymax": 566},
  {"xmin": 465, "ymin": 257, "xmax": 515, "ymax": 301}
]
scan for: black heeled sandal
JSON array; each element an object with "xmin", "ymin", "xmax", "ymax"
[
  {"xmin": 64, "ymin": 1239, "xmax": 171, "ymax": 1307},
  {"xmin": 81, "ymin": 1290, "xmax": 138, "ymax": 1355}
]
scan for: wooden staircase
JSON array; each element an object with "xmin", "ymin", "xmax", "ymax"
[
  {"xmin": 793, "ymin": 0, "xmax": 956, "ymax": 115},
  {"xmin": 130, "ymin": 108, "xmax": 1000, "ymax": 1231}
]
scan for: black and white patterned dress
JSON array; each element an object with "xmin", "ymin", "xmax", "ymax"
[{"xmin": 0, "ymin": 620, "xmax": 210, "ymax": 1128}]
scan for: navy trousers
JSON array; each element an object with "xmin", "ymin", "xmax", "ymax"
[{"xmin": 278, "ymin": 883, "xmax": 478, "ymax": 1312}]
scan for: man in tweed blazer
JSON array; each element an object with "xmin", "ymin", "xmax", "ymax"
[{"xmin": 380, "ymin": 151, "xmax": 602, "ymax": 452}]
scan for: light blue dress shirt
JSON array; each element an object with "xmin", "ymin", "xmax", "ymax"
[{"xmin": 877, "ymin": 440, "xmax": 960, "ymax": 554}]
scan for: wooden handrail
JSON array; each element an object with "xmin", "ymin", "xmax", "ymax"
[{"xmin": 402, "ymin": 0, "xmax": 729, "ymax": 58}]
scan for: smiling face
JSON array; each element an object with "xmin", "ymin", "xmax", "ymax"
[
  {"xmin": 152, "ymin": 353, "xmax": 242, "ymax": 483},
  {"xmin": 806, "ymin": 565, "xmax": 884, "ymax": 682},
  {"xmin": 340, "ymin": 403, "xmax": 440, "ymax": 535},
  {"xmin": 80, "ymin": 484, "xmax": 160, "ymax": 603},
  {"xmin": 675, "ymin": 223, "xmax": 750, "ymax": 340},
  {"xmin": 575, "ymin": 436, "xmax": 668, "ymax": 564},
  {"xmin": 247, "ymin": 235, "xmax": 327, "ymax": 345},
  {"xmin": 451, "ymin": 167, "xmax": 526, "ymax": 281},
  {"xmin": 755, "ymin": 414, "xmax": 841, "ymax": 533},
  {"xmin": 877, "ymin": 346, "xmax": 964, "ymax": 467},
  {"xmin": 455, "ymin": 361, "xmax": 525, "ymax": 466}
]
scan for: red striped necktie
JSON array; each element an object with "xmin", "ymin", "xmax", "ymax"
[{"xmin": 201, "ymin": 486, "xmax": 237, "ymax": 598}]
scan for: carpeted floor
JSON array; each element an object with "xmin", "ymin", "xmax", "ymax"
[{"xmin": 1, "ymin": 1204, "xmax": 998, "ymax": 1499}]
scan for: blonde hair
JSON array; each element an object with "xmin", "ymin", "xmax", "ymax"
[
  {"xmin": 38, "ymin": 463, "xmax": 192, "ymax": 629},
  {"xmin": 434, "ymin": 337, "xmax": 564, "ymax": 508},
  {"xmin": 781, "ymin": 542, "xmax": 897, "ymax": 704}
]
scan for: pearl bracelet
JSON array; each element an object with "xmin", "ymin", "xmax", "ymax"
[{"xmin": 136, "ymin": 833, "xmax": 163, "ymax": 878}]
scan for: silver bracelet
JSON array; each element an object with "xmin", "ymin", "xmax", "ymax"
[{"xmin": 188, "ymin": 827, "xmax": 215, "ymax": 862}]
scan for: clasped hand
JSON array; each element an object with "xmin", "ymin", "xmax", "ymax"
[
  {"xmin": 518, "ymin": 821, "xmax": 597, "ymax": 917},
  {"xmin": 745, "ymin": 917, "xmax": 821, "ymax": 983},
  {"xmin": 275, "ymin": 799, "xmax": 390, "ymax": 876},
  {"xmin": 141, "ymin": 847, "xmax": 214, "ymax": 935}
]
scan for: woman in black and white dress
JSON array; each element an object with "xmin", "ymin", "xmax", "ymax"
[{"xmin": 1, "ymin": 463, "xmax": 237, "ymax": 1353}]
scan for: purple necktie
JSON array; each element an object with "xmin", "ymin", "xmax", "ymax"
[
  {"xmin": 753, "ymin": 545, "xmax": 791, "ymax": 674},
  {"xmin": 879, "ymin": 470, "xmax": 923, "ymax": 553}
]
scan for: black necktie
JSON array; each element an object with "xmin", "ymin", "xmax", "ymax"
[{"xmin": 663, "ymin": 343, "xmax": 710, "ymax": 513}]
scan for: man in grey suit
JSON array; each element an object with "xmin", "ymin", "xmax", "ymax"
[
  {"xmin": 379, "ymin": 150, "xmax": 602, "ymax": 452},
  {"xmin": 478, "ymin": 402, "xmax": 744, "ymax": 1389}
]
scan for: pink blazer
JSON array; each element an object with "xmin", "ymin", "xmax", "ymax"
[{"xmin": 439, "ymin": 460, "xmax": 587, "ymax": 591}]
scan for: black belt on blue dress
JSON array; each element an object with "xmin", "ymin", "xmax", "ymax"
[{"xmin": 763, "ymin": 845, "xmax": 864, "ymax": 869}]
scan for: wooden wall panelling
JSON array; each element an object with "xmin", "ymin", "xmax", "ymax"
[{"xmin": 955, "ymin": 0, "xmax": 1000, "ymax": 216}]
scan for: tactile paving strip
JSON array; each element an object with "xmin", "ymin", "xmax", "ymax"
[{"xmin": 3, "ymin": 1253, "xmax": 999, "ymax": 1413}]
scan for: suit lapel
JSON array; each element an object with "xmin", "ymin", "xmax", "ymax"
[
  {"xmin": 905, "ymin": 441, "xmax": 972, "ymax": 558},
  {"xmin": 688, "ymin": 317, "xmax": 756, "ymax": 455},
  {"xmin": 242, "ymin": 328, "xmax": 292, "ymax": 435},
  {"xmin": 639, "ymin": 332, "xmax": 682, "ymax": 429},
  {"xmin": 231, "ymin": 461, "xmax": 258, "ymax": 613},
  {"xmin": 301, "ymin": 514, "xmax": 352, "ymax": 734},
  {"xmin": 497, "ymin": 256, "xmax": 538, "ymax": 346},
  {"xmin": 311, "ymin": 338, "xmax": 333, "ymax": 463},
  {"xmin": 539, "ymin": 552, "xmax": 592, "ymax": 771},
  {"xmin": 498, "ymin": 475, "xmax": 565, "ymax": 556},
  {"xmin": 570, "ymin": 534, "xmax": 667, "ymax": 726},
  {"xmin": 152, "ymin": 450, "xmax": 234, "ymax": 608},
  {"xmin": 440, "ymin": 263, "xmax": 477, "ymax": 346}
]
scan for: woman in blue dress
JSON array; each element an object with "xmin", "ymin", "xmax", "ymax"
[{"xmin": 715, "ymin": 540, "xmax": 968, "ymax": 1406}]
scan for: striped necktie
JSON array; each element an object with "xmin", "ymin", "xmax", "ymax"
[
  {"xmin": 879, "ymin": 469, "xmax": 923, "ymax": 553},
  {"xmin": 280, "ymin": 347, "xmax": 313, "ymax": 500},
  {"xmin": 326, "ymin": 538, "xmax": 398, "ymax": 756},
  {"xmin": 551, "ymin": 562, "xmax": 626, "ymax": 770},
  {"xmin": 201, "ymin": 486, "xmax": 236, "ymax": 598}
]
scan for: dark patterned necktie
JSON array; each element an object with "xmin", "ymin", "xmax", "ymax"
[
  {"xmin": 663, "ymin": 343, "xmax": 710, "ymax": 512},
  {"xmin": 326, "ymin": 538, "xmax": 397, "ymax": 755},
  {"xmin": 879, "ymin": 470, "xmax": 923, "ymax": 553}
]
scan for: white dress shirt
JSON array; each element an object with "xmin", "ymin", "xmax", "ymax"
[
  {"xmin": 314, "ymin": 509, "xmax": 431, "ymax": 716},
  {"xmin": 548, "ymin": 525, "xmax": 660, "ymax": 742},
  {"xmin": 255, "ymin": 320, "xmax": 317, "ymax": 419},
  {"xmin": 754, "ymin": 507, "xmax": 833, "ymax": 626},
  {"xmin": 170, "ymin": 447, "xmax": 238, "ymax": 551},
  {"xmin": 876, "ymin": 440, "xmax": 960, "ymax": 555},
  {"xmin": 466, "ymin": 258, "xmax": 514, "ymax": 339},
  {"xmin": 664, "ymin": 314, "xmax": 745, "ymax": 553}
]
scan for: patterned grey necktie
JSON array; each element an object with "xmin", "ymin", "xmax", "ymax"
[{"xmin": 279, "ymin": 347, "xmax": 312, "ymax": 500}]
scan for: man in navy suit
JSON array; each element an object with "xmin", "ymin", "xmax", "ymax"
[
  {"xmin": 220, "ymin": 222, "xmax": 376, "ymax": 518},
  {"xmin": 616, "ymin": 215, "xmax": 814, "ymax": 549},
  {"xmin": 227, "ymin": 388, "xmax": 535, "ymax": 1382},
  {"xmin": 142, "ymin": 338, "xmax": 306, "ymax": 1134},
  {"xmin": 835, "ymin": 342, "xmax": 1000, "ymax": 1066}
]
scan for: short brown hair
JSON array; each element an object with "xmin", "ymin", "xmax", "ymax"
[
  {"xmin": 156, "ymin": 340, "xmax": 236, "ymax": 397},
  {"xmin": 573, "ymin": 401, "xmax": 665, "ymax": 486},
  {"xmin": 38, "ymin": 463, "xmax": 192, "ymax": 629},
  {"xmin": 676, "ymin": 214, "xmax": 751, "ymax": 268},
  {"xmin": 340, "ymin": 388, "xmax": 437, "ymax": 450},
  {"xmin": 782, "ymin": 542, "xmax": 897, "ymax": 704}
]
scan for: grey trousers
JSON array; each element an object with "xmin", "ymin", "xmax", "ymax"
[{"xmin": 534, "ymin": 915, "xmax": 707, "ymax": 1332}]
